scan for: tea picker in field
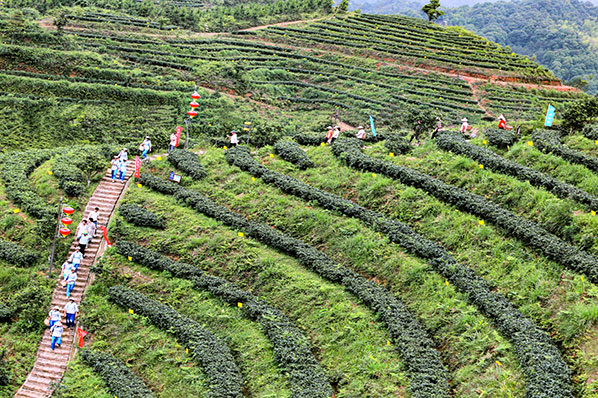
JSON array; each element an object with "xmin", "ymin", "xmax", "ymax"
[
  {"xmin": 325, "ymin": 126, "xmax": 334, "ymax": 144},
  {"xmin": 50, "ymin": 321, "xmax": 64, "ymax": 350},
  {"xmin": 497, "ymin": 114, "xmax": 513, "ymax": 130},
  {"xmin": 330, "ymin": 125, "xmax": 341, "ymax": 144},
  {"xmin": 356, "ymin": 125, "xmax": 367, "ymax": 139},
  {"xmin": 228, "ymin": 131, "xmax": 239, "ymax": 146},
  {"xmin": 48, "ymin": 306, "xmax": 61, "ymax": 328},
  {"xmin": 461, "ymin": 117, "xmax": 476, "ymax": 137},
  {"xmin": 409, "ymin": 119, "xmax": 424, "ymax": 146},
  {"xmin": 431, "ymin": 117, "xmax": 444, "ymax": 139},
  {"xmin": 64, "ymin": 298, "xmax": 78, "ymax": 328}
]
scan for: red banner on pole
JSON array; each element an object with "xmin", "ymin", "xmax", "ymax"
[
  {"xmin": 100, "ymin": 226, "xmax": 112, "ymax": 247},
  {"xmin": 175, "ymin": 126, "xmax": 183, "ymax": 147},
  {"xmin": 77, "ymin": 327, "xmax": 87, "ymax": 348},
  {"xmin": 134, "ymin": 155, "xmax": 141, "ymax": 178}
]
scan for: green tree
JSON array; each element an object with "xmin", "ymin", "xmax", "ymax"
[
  {"xmin": 422, "ymin": 0, "xmax": 444, "ymax": 22},
  {"xmin": 562, "ymin": 97, "xmax": 598, "ymax": 133},
  {"xmin": 53, "ymin": 9, "xmax": 69, "ymax": 36},
  {"xmin": 337, "ymin": 0, "xmax": 348, "ymax": 13}
]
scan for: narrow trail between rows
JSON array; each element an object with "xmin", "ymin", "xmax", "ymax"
[{"xmin": 14, "ymin": 155, "xmax": 162, "ymax": 398}]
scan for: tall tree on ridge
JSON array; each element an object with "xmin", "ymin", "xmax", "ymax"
[{"xmin": 422, "ymin": 0, "xmax": 444, "ymax": 22}]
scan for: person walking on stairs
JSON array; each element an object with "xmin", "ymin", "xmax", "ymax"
[
  {"xmin": 50, "ymin": 321, "xmax": 64, "ymax": 351},
  {"xmin": 69, "ymin": 248, "xmax": 83, "ymax": 272},
  {"xmin": 48, "ymin": 306, "xmax": 61, "ymax": 328},
  {"xmin": 61, "ymin": 260, "xmax": 74, "ymax": 280},
  {"xmin": 111, "ymin": 156, "xmax": 119, "ymax": 182},
  {"xmin": 169, "ymin": 131, "xmax": 177, "ymax": 153},
  {"xmin": 65, "ymin": 270, "xmax": 77, "ymax": 298},
  {"xmin": 88, "ymin": 207, "xmax": 100, "ymax": 231},
  {"xmin": 119, "ymin": 158, "xmax": 128, "ymax": 183},
  {"xmin": 64, "ymin": 299, "xmax": 78, "ymax": 329},
  {"xmin": 77, "ymin": 230, "xmax": 91, "ymax": 257},
  {"xmin": 140, "ymin": 136, "xmax": 152, "ymax": 160},
  {"xmin": 118, "ymin": 148, "xmax": 128, "ymax": 162}
]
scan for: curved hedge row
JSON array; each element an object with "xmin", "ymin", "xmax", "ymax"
[
  {"xmin": 336, "ymin": 137, "xmax": 598, "ymax": 281},
  {"xmin": 273, "ymin": 141, "xmax": 315, "ymax": 169},
  {"xmin": 436, "ymin": 131, "xmax": 598, "ymax": 210},
  {"xmin": 115, "ymin": 241, "xmax": 333, "ymax": 398},
  {"xmin": 167, "ymin": 149, "xmax": 207, "ymax": 180},
  {"xmin": 483, "ymin": 128, "xmax": 519, "ymax": 149},
  {"xmin": 224, "ymin": 145, "xmax": 574, "ymax": 398},
  {"xmin": 108, "ymin": 285, "xmax": 244, "ymax": 398},
  {"xmin": 52, "ymin": 148, "xmax": 108, "ymax": 197},
  {"xmin": 79, "ymin": 350, "xmax": 155, "ymax": 398},
  {"xmin": 0, "ymin": 149, "xmax": 56, "ymax": 234},
  {"xmin": 532, "ymin": 130, "xmax": 598, "ymax": 174},
  {"xmin": 138, "ymin": 172, "xmax": 451, "ymax": 398},
  {"xmin": 0, "ymin": 239, "xmax": 38, "ymax": 267},
  {"xmin": 118, "ymin": 204, "xmax": 165, "ymax": 228}
]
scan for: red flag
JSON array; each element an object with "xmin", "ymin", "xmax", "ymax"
[
  {"xmin": 134, "ymin": 155, "xmax": 141, "ymax": 178},
  {"xmin": 77, "ymin": 327, "xmax": 87, "ymax": 348},
  {"xmin": 175, "ymin": 126, "xmax": 183, "ymax": 147},
  {"xmin": 100, "ymin": 226, "xmax": 111, "ymax": 247}
]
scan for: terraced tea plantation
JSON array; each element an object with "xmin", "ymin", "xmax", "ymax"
[{"xmin": 1, "ymin": 5, "xmax": 598, "ymax": 398}]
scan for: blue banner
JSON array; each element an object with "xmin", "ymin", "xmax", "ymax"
[
  {"xmin": 544, "ymin": 104, "xmax": 556, "ymax": 127},
  {"xmin": 370, "ymin": 115, "xmax": 377, "ymax": 137}
]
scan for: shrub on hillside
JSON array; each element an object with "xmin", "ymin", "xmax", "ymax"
[
  {"xmin": 533, "ymin": 129, "xmax": 598, "ymax": 173},
  {"xmin": 484, "ymin": 128, "xmax": 519, "ymax": 148},
  {"xmin": 384, "ymin": 134, "xmax": 411, "ymax": 155},
  {"xmin": 273, "ymin": 140, "xmax": 315, "ymax": 169},
  {"xmin": 167, "ymin": 149, "xmax": 206, "ymax": 180},
  {"xmin": 583, "ymin": 124, "xmax": 598, "ymax": 140},
  {"xmin": 80, "ymin": 350, "xmax": 154, "ymax": 398},
  {"xmin": 0, "ymin": 239, "xmax": 38, "ymax": 267},
  {"xmin": 52, "ymin": 147, "xmax": 108, "ymax": 197},
  {"xmin": 0, "ymin": 304, "xmax": 12, "ymax": 322},
  {"xmin": 118, "ymin": 204, "xmax": 165, "ymax": 228}
]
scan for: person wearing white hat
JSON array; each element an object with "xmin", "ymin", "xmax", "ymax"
[
  {"xmin": 228, "ymin": 131, "xmax": 239, "ymax": 146},
  {"xmin": 140, "ymin": 136, "xmax": 152, "ymax": 160},
  {"xmin": 356, "ymin": 126, "xmax": 366, "ymax": 139},
  {"xmin": 50, "ymin": 321, "xmax": 64, "ymax": 350},
  {"xmin": 330, "ymin": 125, "xmax": 341, "ymax": 144},
  {"xmin": 460, "ymin": 118, "xmax": 470, "ymax": 135}
]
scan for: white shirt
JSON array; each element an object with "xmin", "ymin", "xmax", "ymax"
[
  {"xmin": 111, "ymin": 159, "xmax": 119, "ymax": 170},
  {"xmin": 332, "ymin": 128, "xmax": 340, "ymax": 139},
  {"xmin": 120, "ymin": 160, "xmax": 128, "ymax": 172},
  {"xmin": 62, "ymin": 262, "xmax": 73, "ymax": 274},
  {"xmin": 170, "ymin": 133, "xmax": 177, "ymax": 146},
  {"xmin": 143, "ymin": 140, "xmax": 152, "ymax": 150},
  {"xmin": 461, "ymin": 122, "xmax": 469, "ymax": 133},
  {"xmin": 49, "ymin": 310, "xmax": 61, "ymax": 321},
  {"xmin": 88, "ymin": 211, "xmax": 99, "ymax": 222},
  {"xmin": 50, "ymin": 324, "xmax": 64, "ymax": 337},
  {"xmin": 356, "ymin": 129, "xmax": 366, "ymax": 139},
  {"xmin": 78, "ymin": 234, "xmax": 91, "ymax": 245},
  {"xmin": 65, "ymin": 302, "xmax": 78, "ymax": 314},
  {"xmin": 230, "ymin": 134, "xmax": 238, "ymax": 144},
  {"xmin": 119, "ymin": 150, "xmax": 128, "ymax": 161},
  {"xmin": 66, "ymin": 272, "xmax": 77, "ymax": 284},
  {"xmin": 69, "ymin": 251, "xmax": 83, "ymax": 264}
]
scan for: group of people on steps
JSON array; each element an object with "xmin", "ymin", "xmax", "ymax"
[{"xmin": 110, "ymin": 137, "xmax": 153, "ymax": 183}]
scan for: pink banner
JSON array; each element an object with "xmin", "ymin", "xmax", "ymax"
[
  {"xmin": 134, "ymin": 155, "xmax": 141, "ymax": 178},
  {"xmin": 176, "ymin": 126, "xmax": 183, "ymax": 147}
]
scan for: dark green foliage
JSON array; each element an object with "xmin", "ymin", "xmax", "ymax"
[
  {"xmin": 533, "ymin": 129, "xmax": 598, "ymax": 173},
  {"xmin": 583, "ymin": 124, "xmax": 598, "ymax": 140},
  {"xmin": 483, "ymin": 128, "xmax": 519, "ymax": 149},
  {"xmin": 108, "ymin": 285, "xmax": 244, "ymax": 398},
  {"xmin": 335, "ymin": 136, "xmax": 598, "ymax": 281},
  {"xmin": 115, "ymin": 241, "xmax": 333, "ymax": 398},
  {"xmin": 79, "ymin": 350, "xmax": 154, "ymax": 398},
  {"xmin": 224, "ymin": 145, "xmax": 574, "ymax": 398},
  {"xmin": 0, "ymin": 239, "xmax": 38, "ymax": 267},
  {"xmin": 167, "ymin": 149, "xmax": 207, "ymax": 180},
  {"xmin": 436, "ymin": 131, "xmax": 598, "ymax": 210},
  {"xmin": 293, "ymin": 133, "xmax": 325, "ymax": 146},
  {"xmin": 118, "ymin": 204, "xmax": 165, "ymax": 229},
  {"xmin": 0, "ymin": 304, "xmax": 12, "ymax": 322},
  {"xmin": 384, "ymin": 135, "xmax": 411, "ymax": 155},
  {"xmin": 562, "ymin": 96, "xmax": 598, "ymax": 132},
  {"xmin": 273, "ymin": 141, "xmax": 315, "ymax": 169},
  {"xmin": 138, "ymin": 169, "xmax": 451, "ymax": 398},
  {"xmin": 422, "ymin": 0, "xmax": 444, "ymax": 22},
  {"xmin": 0, "ymin": 149, "xmax": 56, "ymax": 234},
  {"xmin": 52, "ymin": 147, "xmax": 108, "ymax": 197},
  {"xmin": 0, "ymin": 350, "xmax": 9, "ymax": 386}
]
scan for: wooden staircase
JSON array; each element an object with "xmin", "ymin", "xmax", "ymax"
[{"xmin": 14, "ymin": 166, "xmax": 135, "ymax": 398}]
